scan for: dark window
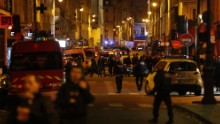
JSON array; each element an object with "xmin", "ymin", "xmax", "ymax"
[
  {"xmin": 11, "ymin": 52, "xmax": 62, "ymax": 71},
  {"xmin": 153, "ymin": 61, "xmax": 167, "ymax": 71},
  {"xmin": 169, "ymin": 62, "xmax": 197, "ymax": 71}
]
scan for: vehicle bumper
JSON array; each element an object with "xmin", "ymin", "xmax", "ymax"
[{"xmin": 171, "ymin": 84, "xmax": 201, "ymax": 92}]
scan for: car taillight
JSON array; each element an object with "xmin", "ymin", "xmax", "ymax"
[{"xmin": 11, "ymin": 84, "xmax": 22, "ymax": 89}]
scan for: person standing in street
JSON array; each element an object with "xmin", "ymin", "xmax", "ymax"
[
  {"xmin": 8, "ymin": 75, "xmax": 59, "ymax": 124},
  {"xmin": 123, "ymin": 55, "xmax": 132, "ymax": 77},
  {"xmin": 108, "ymin": 55, "xmax": 115, "ymax": 77},
  {"xmin": 132, "ymin": 54, "xmax": 138, "ymax": 66},
  {"xmin": 56, "ymin": 66, "xmax": 94, "ymax": 124},
  {"xmin": 90, "ymin": 56, "xmax": 97, "ymax": 77},
  {"xmin": 98, "ymin": 56, "xmax": 105, "ymax": 77},
  {"xmin": 133, "ymin": 57, "xmax": 147, "ymax": 91},
  {"xmin": 114, "ymin": 57, "xmax": 125, "ymax": 93},
  {"xmin": 149, "ymin": 64, "xmax": 174, "ymax": 124}
]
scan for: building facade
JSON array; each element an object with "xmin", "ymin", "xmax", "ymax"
[{"xmin": 103, "ymin": 0, "xmax": 147, "ymax": 48}]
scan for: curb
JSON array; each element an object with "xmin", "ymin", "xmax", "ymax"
[{"xmin": 173, "ymin": 105, "xmax": 213, "ymax": 124}]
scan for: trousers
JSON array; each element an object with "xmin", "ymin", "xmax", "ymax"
[
  {"xmin": 153, "ymin": 93, "xmax": 173, "ymax": 120},
  {"xmin": 116, "ymin": 76, "xmax": 123, "ymax": 91}
]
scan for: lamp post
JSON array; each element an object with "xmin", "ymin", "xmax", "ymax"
[{"xmin": 201, "ymin": 0, "xmax": 217, "ymax": 104}]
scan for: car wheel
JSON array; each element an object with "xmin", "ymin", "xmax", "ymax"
[
  {"xmin": 178, "ymin": 91, "xmax": 186, "ymax": 96},
  {"xmin": 195, "ymin": 89, "xmax": 201, "ymax": 96},
  {"xmin": 145, "ymin": 81, "xmax": 154, "ymax": 95}
]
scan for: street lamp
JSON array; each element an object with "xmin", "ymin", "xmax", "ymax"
[
  {"xmin": 152, "ymin": 2, "xmax": 158, "ymax": 7},
  {"xmin": 142, "ymin": 19, "xmax": 149, "ymax": 23},
  {"xmin": 148, "ymin": 11, "xmax": 152, "ymax": 15},
  {"xmin": 79, "ymin": 8, "xmax": 84, "ymax": 12},
  {"xmin": 58, "ymin": 0, "xmax": 63, "ymax": 2}
]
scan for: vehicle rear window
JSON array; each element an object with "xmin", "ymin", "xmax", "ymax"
[
  {"xmin": 11, "ymin": 52, "xmax": 62, "ymax": 71},
  {"xmin": 65, "ymin": 53, "xmax": 84, "ymax": 62},
  {"xmin": 153, "ymin": 61, "xmax": 167, "ymax": 71},
  {"xmin": 169, "ymin": 62, "xmax": 197, "ymax": 71}
]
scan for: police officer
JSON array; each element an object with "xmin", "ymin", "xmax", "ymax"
[
  {"xmin": 149, "ymin": 64, "xmax": 174, "ymax": 124},
  {"xmin": 8, "ymin": 75, "xmax": 59, "ymax": 124},
  {"xmin": 56, "ymin": 66, "xmax": 94, "ymax": 124},
  {"xmin": 108, "ymin": 55, "xmax": 115, "ymax": 77},
  {"xmin": 133, "ymin": 57, "xmax": 147, "ymax": 91},
  {"xmin": 114, "ymin": 57, "xmax": 125, "ymax": 93},
  {"xmin": 90, "ymin": 56, "xmax": 97, "ymax": 77}
]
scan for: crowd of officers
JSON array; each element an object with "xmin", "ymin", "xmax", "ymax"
[
  {"xmin": 90, "ymin": 54, "xmax": 161, "ymax": 93},
  {"xmin": 0, "ymin": 65, "xmax": 94, "ymax": 124}
]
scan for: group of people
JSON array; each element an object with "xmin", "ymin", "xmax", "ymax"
[
  {"xmin": 104, "ymin": 53, "xmax": 160, "ymax": 93},
  {"xmin": 4, "ymin": 65, "xmax": 94, "ymax": 124},
  {"xmin": 89, "ymin": 54, "xmax": 161, "ymax": 78}
]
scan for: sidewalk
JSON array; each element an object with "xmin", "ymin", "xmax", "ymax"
[{"xmin": 174, "ymin": 103, "xmax": 220, "ymax": 124}]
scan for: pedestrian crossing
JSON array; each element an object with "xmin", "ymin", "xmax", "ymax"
[
  {"xmin": 87, "ymin": 103, "xmax": 167, "ymax": 110},
  {"xmin": 87, "ymin": 78, "xmax": 147, "ymax": 96}
]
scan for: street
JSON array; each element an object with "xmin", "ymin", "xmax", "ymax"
[
  {"xmin": 1, "ymin": 75, "xmax": 220, "ymax": 124},
  {"xmin": 84, "ymin": 76, "xmax": 216, "ymax": 124}
]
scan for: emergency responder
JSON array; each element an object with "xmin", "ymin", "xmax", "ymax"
[
  {"xmin": 133, "ymin": 57, "xmax": 148, "ymax": 91},
  {"xmin": 90, "ymin": 56, "xmax": 97, "ymax": 77},
  {"xmin": 149, "ymin": 64, "xmax": 174, "ymax": 124},
  {"xmin": 114, "ymin": 56, "xmax": 125, "ymax": 93},
  {"xmin": 56, "ymin": 66, "xmax": 94, "ymax": 124},
  {"xmin": 108, "ymin": 55, "xmax": 115, "ymax": 77},
  {"xmin": 8, "ymin": 75, "xmax": 59, "ymax": 124},
  {"xmin": 98, "ymin": 56, "xmax": 105, "ymax": 77}
]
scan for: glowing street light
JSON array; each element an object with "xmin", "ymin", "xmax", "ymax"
[
  {"xmin": 58, "ymin": 0, "xmax": 63, "ymax": 2},
  {"xmin": 92, "ymin": 14, "xmax": 96, "ymax": 18},
  {"xmin": 152, "ymin": 2, "xmax": 158, "ymax": 7},
  {"xmin": 92, "ymin": 19, "xmax": 96, "ymax": 22},
  {"xmin": 142, "ymin": 19, "xmax": 149, "ymax": 23},
  {"xmin": 79, "ymin": 8, "xmax": 84, "ymax": 12},
  {"xmin": 148, "ymin": 11, "xmax": 152, "ymax": 15}
]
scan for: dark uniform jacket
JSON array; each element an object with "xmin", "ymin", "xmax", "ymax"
[
  {"xmin": 133, "ymin": 60, "xmax": 147, "ymax": 76},
  {"xmin": 8, "ymin": 93, "xmax": 59, "ymax": 124},
  {"xmin": 153, "ymin": 70, "xmax": 172, "ymax": 95},
  {"xmin": 56, "ymin": 81, "xmax": 94, "ymax": 119},
  {"xmin": 113, "ymin": 61, "xmax": 125, "ymax": 76}
]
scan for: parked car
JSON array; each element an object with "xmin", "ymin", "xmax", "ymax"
[{"xmin": 145, "ymin": 57, "xmax": 203, "ymax": 96}]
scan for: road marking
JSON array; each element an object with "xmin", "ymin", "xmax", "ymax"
[
  {"xmin": 137, "ymin": 103, "xmax": 152, "ymax": 108},
  {"xmin": 105, "ymin": 81, "xmax": 115, "ymax": 93},
  {"xmin": 107, "ymin": 93, "xmax": 117, "ymax": 95},
  {"xmin": 108, "ymin": 103, "xmax": 124, "ymax": 108},
  {"xmin": 130, "ymin": 108, "xmax": 142, "ymax": 111},
  {"xmin": 88, "ymin": 81, "xmax": 96, "ymax": 84},
  {"xmin": 88, "ymin": 104, "xmax": 94, "ymax": 107},
  {"xmin": 102, "ymin": 107, "xmax": 110, "ymax": 110}
]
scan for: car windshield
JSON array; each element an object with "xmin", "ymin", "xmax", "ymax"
[
  {"xmin": 11, "ymin": 52, "xmax": 62, "ymax": 71},
  {"xmin": 169, "ymin": 62, "xmax": 197, "ymax": 71},
  {"xmin": 85, "ymin": 51, "xmax": 94, "ymax": 58}
]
